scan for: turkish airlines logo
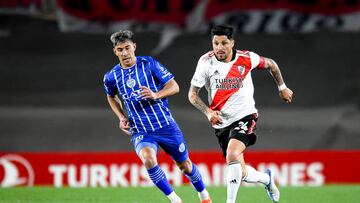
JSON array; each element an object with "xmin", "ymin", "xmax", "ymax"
[{"xmin": 0, "ymin": 154, "xmax": 34, "ymax": 187}]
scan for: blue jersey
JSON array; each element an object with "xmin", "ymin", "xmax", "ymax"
[{"xmin": 103, "ymin": 56, "xmax": 176, "ymax": 134}]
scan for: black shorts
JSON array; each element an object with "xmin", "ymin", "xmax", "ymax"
[{"xmin": 215, "ymin": 113, "xmax": 258, "ymax": 157}]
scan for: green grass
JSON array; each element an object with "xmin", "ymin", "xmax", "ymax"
[{"xmin": 0, "ymin": 185, "xmax": 359, "ymax": 203}]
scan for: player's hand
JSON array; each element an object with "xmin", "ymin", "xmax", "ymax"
[
  {"xmin": 139, "ymin": 86, "xmax": 158, "ymax": 100},
  {"xmin": 279, "ymin": 88, "xmax": 293, "ymax": 103},
  {"xmin": 207, "ymin": 110, "xmax": 223, "ymax": 126},
  {"xmin": 119, "ymin": 117, "xmax": 131, "ymax": 136}
]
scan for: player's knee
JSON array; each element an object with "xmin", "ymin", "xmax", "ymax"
[
  {"xmin": 142, "ymin": 157, "xmax": 157, "ymax": 169},
  {"xmin": 140, "ymin": 153, "xmax": 157, "ymax": 169},
  {"xmin": 226, "ymin": 149, "xmax": 242, "ymax": 163},
  {"xmin": 177, "ymin": 159, "xmax": 192, "ymax": 173}
]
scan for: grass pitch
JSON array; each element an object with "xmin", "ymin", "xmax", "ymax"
[{"xmin": 0, "ymin": 185, "xmax": 358, "ymax": 203}]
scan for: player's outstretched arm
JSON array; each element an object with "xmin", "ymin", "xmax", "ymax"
[
  {"xmin": 107, "ymin": 95, "xmax": 131, "ymax": 135},
  {"xmin": 188, "ymin": 85, "xmax": 223, "ymax": 125},
  {"xmin": 263, "ymin": 57, "xmax": 294, "ymax": 103}
]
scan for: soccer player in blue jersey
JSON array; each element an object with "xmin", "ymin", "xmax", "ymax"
[{"xmin": 103, "ymin": 30, "xmax": 212, "ymax": 203}]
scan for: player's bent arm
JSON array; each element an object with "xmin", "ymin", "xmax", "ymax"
[
  {"xmin": 188, "ymin": 85, "xmax": 210, "ymax": 116},
  {"xmin": 263, "ymin": 57, "xmax": 285, "ymax": 87},
  {"xmin": 188, "ymin": 85, "xmax": 224, "ymax": 125},
  {"xmin": 263, "ymin": 57, "xmax": 294, "ymax": 103},
  {"xmin": 156, "ymin": 79, "xmax": 180, "ymax": 99},
  {"xmin": 107, "ymin": 95, "xmax": 127, "ymax": 120}
]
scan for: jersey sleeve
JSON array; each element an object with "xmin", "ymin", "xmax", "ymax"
[
  {"xmin": 190, "ymin": 57, "xmax": 207, "ymax": 88},
  {"xmin": 150, "ymin": 58, "xmax": 174, "ymax": 85},
  {"xmin": 249, "ymin": 52, "xmax": 266, "ymax": 69},
  {"xmin": 103, "ymin": 72, "xmax": 117, "ymax": 97}
]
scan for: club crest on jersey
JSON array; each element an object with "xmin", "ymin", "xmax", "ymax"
[
  {"xmin": 238, "ymin": 65, "xmax": 245, "ymax": 75},
  {"xmin": 126, "ymin": 78, "xmax": 136, "ymax": 88},
  {"xmin": 179, "ymin": 143, "xmax": 185, "ymax": 153}
]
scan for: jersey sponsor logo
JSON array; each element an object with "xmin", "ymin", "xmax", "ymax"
[
  {"xmin": 126, "ymin": 78, "xmax": 136, "ymax": 88},
  {"xmin": 122, "ymin": 90, "xmax": 142, "ymax": 100},
  {"xmin": 0, "ymin": 154, "xmax": 35, "ymax": 188},
  {"xmin": 213, "ymin": 78, "xmax": 243, "ymax": 90}
]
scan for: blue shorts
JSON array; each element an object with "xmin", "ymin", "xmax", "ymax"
[{"xmin": 131, "ymin": 123, "xmax": 189, "ymax": 163}]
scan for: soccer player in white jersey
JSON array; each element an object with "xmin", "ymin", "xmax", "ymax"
[
  {"xmin": 188, "ymin": 25, "xmax": 294, "ymax": 203},
  {"xmin": 103, "ymin": 30, "xmax": 211, "ymax": 203}
]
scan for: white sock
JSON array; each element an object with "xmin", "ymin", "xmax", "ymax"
[
  {"xmin": 226, "ymin": 162, "xmax": 242, "ymax": 203},
  {"xmin": 167, "ymin": 191, "xmax": 182, "ymax": 203},
  {"xmin": 198, "ymin": 188, "xmax": 210, "ymax": 200},
  {"xmin": 243, "ymin": 165, "xmax": 270, "ymax": 185}
]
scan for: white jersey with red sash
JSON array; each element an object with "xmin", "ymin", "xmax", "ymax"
[{"xmin": 191, "ymin": 50, "xmax": 265, "ymax": 129}]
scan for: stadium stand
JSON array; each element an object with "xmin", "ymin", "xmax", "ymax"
[{"xmin": 0, "ymin": 15, "xmax": 359, "ymax": 151}]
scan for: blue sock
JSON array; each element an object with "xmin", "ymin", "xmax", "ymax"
[
  {"xmin": 185, "ymin": 163, "xmax": 205, "ymax": 192},
  {"xmin": 147, "ymin": 165, "xmax": 173, "ymax": 195}
]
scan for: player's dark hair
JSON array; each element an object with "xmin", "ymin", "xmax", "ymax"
[
  {"xmin": 110, "ymin": 30, "xmax": 134, "ymax": 47},
  {"xmin": 211, "ymin": 24, "xmax": 234, "ymax": 39}
]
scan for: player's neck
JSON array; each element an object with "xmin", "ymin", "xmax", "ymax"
[
  {"xmin": 220, "ymin": 49, "xmax": 236, "ymax": 63},
  {"xmin": 227, "ymin": 49, "xmax": 236, "ymax": 62},
  {"xmin": 119, "ymin": 57, "xmax": 137, "ymax": 69}
]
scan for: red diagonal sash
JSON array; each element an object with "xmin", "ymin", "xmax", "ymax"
[{"xmin": 210, "ymin": 56, "xmax": 251, "ymax": 111}]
